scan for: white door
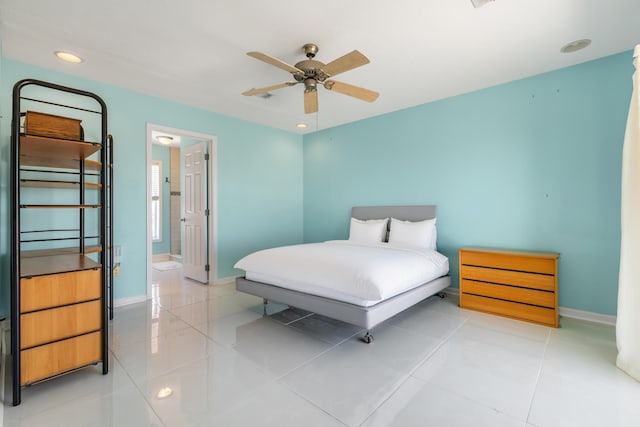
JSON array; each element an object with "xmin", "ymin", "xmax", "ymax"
[{"xmin": 182, "ymin": 142, "xmax": 208, "ymax": 283}]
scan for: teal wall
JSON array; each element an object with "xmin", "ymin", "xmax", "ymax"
[
  {"xmin": 0, "ymin": 59, "xmax": 304, "ymax": 316},
  {"xmin": 151, "ymin": 144, "xmax": 171, "ymax": 255},
  {"xmin": 0, "ymin": 50, "xmax": 631, "ymax": 318},
  {"xmin": 303, "ymin": 51, "xmax": 631, "ymax": 316}
]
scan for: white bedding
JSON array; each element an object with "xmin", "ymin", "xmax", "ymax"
[{"xmin": 234, "ymin": 240, "xmax": 449, "ymax": 307}]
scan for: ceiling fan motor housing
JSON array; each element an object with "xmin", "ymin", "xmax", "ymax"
[{"xmin": 294, "ymin": 59, "xmax": 327, "ymax": 84}]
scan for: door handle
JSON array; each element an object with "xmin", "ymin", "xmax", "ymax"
[{"xmin": 180, "ymin": 218, "xmax": 186, "ymax": 222}]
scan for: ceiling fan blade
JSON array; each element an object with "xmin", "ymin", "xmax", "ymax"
[
  {"xmin": 320, "ymin": 50, "xmax": 370, "ymax": 77},
  {"xmin": 242, "ymin": 82, "xmax": 297, "ymax": 96},
  {"xmin": 304, "ymin": 90, "xmax": 318, "ymax": 114},
  {"xmin": 247, "ymin": 51, "xmax": 303, "ymax": 75},
  {"xmin": 324, "ymin": 80, "xmax": 379, "ymax": 102}
]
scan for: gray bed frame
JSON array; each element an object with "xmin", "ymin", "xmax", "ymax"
[{"xmin": 235, "ymin": 205, "xmax": 450, "ymax": 343}]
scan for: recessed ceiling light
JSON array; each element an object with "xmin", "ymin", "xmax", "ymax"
[
  {"xmin": 560, "ymin": 39, "xmax": 591, "ymax": 53},
  {"xmin": 54, "ymin": 51, "xmax": 83, "ymax": 63},
  {"xmin": 156, "ymin": 387, "xmax": 173, "ymax": 399},
  {"xmin": 156, "ymin": 135, "xmax": 174, "ymax": 145},
  {"xmin": 296, "ymin": 123, "xmax": 307, "ymax": 129}
]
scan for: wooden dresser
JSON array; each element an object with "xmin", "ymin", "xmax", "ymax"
[{"xmin": 459, "ymin": 247, "xmax": 559, "ymax": 327}]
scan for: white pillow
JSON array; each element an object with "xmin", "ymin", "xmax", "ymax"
[
  {"xmin": 348, "ymin": 218, "xmax": 388, "ymax": 243},
  {"xmin": 388, "ymin": 217, "xmax": 437, "ymax": 250}
]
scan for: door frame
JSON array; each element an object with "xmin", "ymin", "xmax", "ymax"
[{"xmin": 146, "ymin": 123, "xmax": 217, "ymax": 297}]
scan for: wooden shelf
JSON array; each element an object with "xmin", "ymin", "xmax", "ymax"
[
  {"xmin": 20, "ymin": 134, "xmax": 101, "ymax": 169},
  {"xmin": 21, "ymin": 179, "xmax": 102, "ymax": 189},
  {"xmin": 85, "ymin": 160, "xmax": 103, "ymax": 171},
  {"xmin": 20, "ymin": 205, "xmax": 101, "ymax": 209},
  {"xmin": 84, "ymin": 245, "xmax": 103, "ymax": 254},
  {"xmin": 21, "ymin": 245, "xmax": 104, "ymax": 258},
  {"xmin": 11, "ymin": 81, "xmax": 112, "ymax": 406},
  {"xmin": 20, "ymin": 254, "xmax": 101, "ymax": 278}
]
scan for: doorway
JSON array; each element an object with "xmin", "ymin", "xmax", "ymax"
[{"xmin": 146, "ymin": 123, "xmax": 217, "ymax": 296}]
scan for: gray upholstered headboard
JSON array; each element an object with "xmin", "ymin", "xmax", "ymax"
[{"xmin": 351, "ymin": 205, "xmax": 436, "ymax": 222}]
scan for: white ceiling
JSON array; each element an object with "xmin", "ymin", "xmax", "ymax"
[{"xmin": 1, "ymin": 0, "xmax": 639, "ymax": 134}]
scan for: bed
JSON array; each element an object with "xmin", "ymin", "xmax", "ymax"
[{"xmin": 235, "ymin": 205, "xmax": 450, "ymax": 343}]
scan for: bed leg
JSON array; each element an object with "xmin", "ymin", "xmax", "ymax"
[
  {"xmin": 263, "ymin": 298, "xmax": 268, "ymax": 315},
  {"xmin": 362, "ymin": 331, "xmax": 374, "ymax": 344},
  {"xmin": 437, "ymin": 292, "xmax": 446, "ymax": 299}
]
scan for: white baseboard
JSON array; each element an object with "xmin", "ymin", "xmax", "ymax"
[
  {"xmin": 152, "ymin": 253, "xmax": 170, "ymax": 262},
  {"xmin": 114, "ymin": 295, "xmax": 148, "ymax": 308},
  {"xmin": 214, "ymin": 275, "xmax": 239, "ymax": 285},
  {"xmin": 0, "ymin": 358, "xmax": 4, "ymax": 425},
  {"xmin": 444, "ymin": 286, "xmax": 616, "ymax": 326},
  {"xmin": 0, "ymin": 319, "xmax": 8, "ymax": 419},
  {"xmin": 558, "ymin": 307, "xmax": 616, "ymax": 326},
  {"xmin": 445, "ymin": 286, "xmax": 460, "ymax": 296}
]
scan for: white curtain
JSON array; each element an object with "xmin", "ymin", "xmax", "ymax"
[{"xmin": 617, "ymin": 45, "xmax": 640, "ymax": 382}]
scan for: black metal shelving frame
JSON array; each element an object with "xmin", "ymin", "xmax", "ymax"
[{"xmin": 10, "ymin": 79, "xmax": 114, "ymax": 406}]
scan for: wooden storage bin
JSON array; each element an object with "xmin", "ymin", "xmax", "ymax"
[
  {"xmin": 20, "ymin": 332, "xmax": 102, "ymax": 385},
  {"xmin": 20, "ymin": 300, "xmax": 102, "ymax": 349},
  {"xmin": 20, "ymin": 269, "xmax": 101, "ymax": 313},
  {"xmin": 459, "ymin": 247, "xmax": 560, "ymax": 327},
  {"xmin": 25, "ymin": 111, "xmax": 82, "ymax": 141}
]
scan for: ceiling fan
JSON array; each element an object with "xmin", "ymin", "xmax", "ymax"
[{"xmin": 242, "ymin": 43, "xmax": 379, "ymax": 114}]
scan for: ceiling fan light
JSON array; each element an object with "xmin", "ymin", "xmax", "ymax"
[
  {"xmin": 156, "ymin": 135, "xmax": 173, "ymax": 145},
  {"xmin": 296, "ymin": 123, "xmax": 307, "ymax": 129},
  {"xmin": 156, "ymin": 387, "xmax": 173, "ymax": 399},
  {"xmin": 304, "ymin": 79, "xmax": 318, "ymax": 91}
]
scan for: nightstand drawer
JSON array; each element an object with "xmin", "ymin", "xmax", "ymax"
[
  {"xmin": 461, "ymin": 250, "xmax": 556, "ymax": 275},
  {"xmin": 461, "ymin": 294, "xmax": 556, "ymax": 326},
  {"xmin": 461, "ymin": 279, "xmax": 555, "ymax": 308},
  {"xmin": 460, "ymin": 265, "xmax": 555, "ymax": 291}
]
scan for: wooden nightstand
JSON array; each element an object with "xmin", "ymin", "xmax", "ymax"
[{"xmin": 459, "ymin": 247, "xmax": 559, "ymax": 327}]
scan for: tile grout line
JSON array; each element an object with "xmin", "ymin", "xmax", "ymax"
[
  {"xmin": 280, "ymin": 312, "xmax": 315, "ymax": 326},
  {"xmin": 272, "ymin": 380, "xmax": 350, "ymax": 427},
  {"xmin": 109, "ymin": 349, "xmax": 168, "ymax": 427},
  {"xmin": 398, "ymin": 311, "xmax": 550, "ymax": 425},
  {"xmin": 357, "ymin": 311, "xmax": 472, "ymax": 427},
  {"xmin": 524, "ymin": 327, "xmax": 551, "ymax": 427},
  {"xmin": 264, "ymin": 318, "xmax": 368, "ymax": 426},
  {"xmin": 113, "ymin": 303, "xmax": 227, "ymax": 426}
]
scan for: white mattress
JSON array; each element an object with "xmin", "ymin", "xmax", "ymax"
[{"xmin": 234, "ymin": 240, "xmax": 449, "ymax": 307}]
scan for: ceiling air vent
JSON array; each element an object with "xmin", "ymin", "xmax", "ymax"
[{"xmin": 471, "ymin": 0, "xmax": 494, "ymax": 8}]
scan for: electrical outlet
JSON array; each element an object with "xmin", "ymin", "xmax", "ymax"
[{"xmin": 113, "ymin": 264, "xmax": 121, "ymax": 277}]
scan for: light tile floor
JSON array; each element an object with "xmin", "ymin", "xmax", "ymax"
[{"xmin": 4, "ymin": 267, "xmax": 640, "ymax": 426}]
